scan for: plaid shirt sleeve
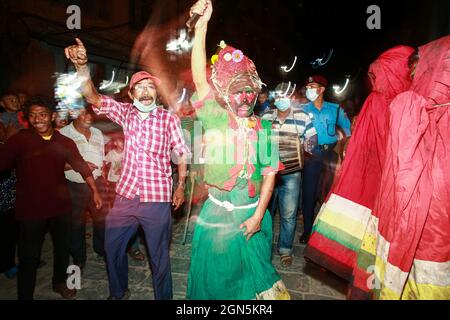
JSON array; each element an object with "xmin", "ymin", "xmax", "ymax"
[
  {"xmin": 168, "ymin": 113, "xmax": 191, "ymax": 157},
  {"xmin": 93, "ymin": 95, "xmax": 129, "ymax": 127}
]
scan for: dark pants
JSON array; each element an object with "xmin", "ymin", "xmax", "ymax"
[
  {"xmin": 17, "ymin": 214, "xmax": 70, "ymax": 300},
  {"xmin": 105, "ymin": 195, "xmax": 172, "ymax": 300},
  {"xmin": 0, "ymin": 209, "xmax": 18, "ymax": 273},
  {"xmin": 302, "ymin": 148, "xmax": 337, "ymax": 237},
  {"xmin": 67, "ymin": 178, "xmax": 107, "ymax": 266}
]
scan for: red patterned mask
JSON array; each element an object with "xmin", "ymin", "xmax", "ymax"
[{"xmin": 228, "ymin": 87, "xmax": 257, "ymax": 117}]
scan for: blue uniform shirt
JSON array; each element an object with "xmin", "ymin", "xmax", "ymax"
[{"xmin": 303, "ymin": 101, "xmax": 351, "ymax": 145}]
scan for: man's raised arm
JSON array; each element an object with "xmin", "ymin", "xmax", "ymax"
[
  {"xmin": 190, "ymin": 0, "xmax": 213, "ymax": 100},
  {"xmin": 65, "ymin": 38, "xmax": 102, "ymax": 108}
]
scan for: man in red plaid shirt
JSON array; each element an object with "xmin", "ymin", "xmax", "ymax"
[{"xmin": 65, "ymin": 38, "xmax": 190, "ymax": 300}]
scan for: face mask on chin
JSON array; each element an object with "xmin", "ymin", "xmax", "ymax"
[
  {"xmin": 133, "ymin": 98, "xmax": 156, "ymax": 113},
  {"xmin": 306, "ymin": 88, "xmax": 320, "ymax": 102}
]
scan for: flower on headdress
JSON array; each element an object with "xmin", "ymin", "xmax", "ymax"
[
  {"xmin": 224, "ymin": 53, "xmax": 232, "ymax": 62},
  {"xmin": 211, "ymin": 54, "xmax": 219, "ymax": 65},
  {"xmin": 219, "ymin": 40, "xmax": 227, "ymax": 49},
  {"xmin": 232, "ymin": 50, "xmax": 244, "ymax": 63}
]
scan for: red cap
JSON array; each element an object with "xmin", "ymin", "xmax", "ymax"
[
  {"xmin": 129, "ymin": 71, "xmax": 161, "ymax": 89},
  {"xmin": 305, "ymin": 75, "xmax": 328, "ymax": 87}
]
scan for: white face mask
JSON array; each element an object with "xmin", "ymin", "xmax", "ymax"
[
  {"xmin": 133, "ymin": 98, "xmax": 156, "ymax": 113},
  {"xmin": 306, "ymin": 88, "xmax": 319, "ymax": 102},
  {"xmin": 274, "ymin": 97, "xmax": 291, "ymax": 111}
]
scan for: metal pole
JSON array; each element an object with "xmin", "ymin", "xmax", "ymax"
[{"xmin": 182, "ymin": 171, "xmax": 196, "ymax": 245}]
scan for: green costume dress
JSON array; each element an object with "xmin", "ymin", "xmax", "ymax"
[{"xmin": 186, "ymin": 91, "xmax": 290, "ymax": 300}]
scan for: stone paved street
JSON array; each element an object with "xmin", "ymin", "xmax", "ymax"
[{"xmin": 0, "ymin": 204, "xmax": 347, "ymax": 300}]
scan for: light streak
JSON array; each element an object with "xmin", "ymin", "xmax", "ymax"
[
  {"xmin": 281, "ymin": 81, "xmax": 291, "ymax": 97},
  {"xmin": 310, "ymin": 49, "xmax": 334, "ymax": 69},
  {"xmin": 99, "ymin": 70, "xmax": 116, "ymax": 90},
  {"xmin": 281, "ymin": 56, "xmax": 298, "ymax": 72},
  {"xmin": 333, "ymin": 76, "xmax": 350, "ymax": 95},
  {"xmin": 177, "ymin": 88, "xmax": 187, "ymax": 104}
]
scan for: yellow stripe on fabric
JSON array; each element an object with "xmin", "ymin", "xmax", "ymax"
[
  {"xmin": 374, "ymin": 256, "xmax": 401, "ymax": 298},
  {"xmin": 360, "ymin": 232, "xmax": 377, "ymax": 256},
  {"xmin": 401, "ymin": 280, "xmax": 450, "ymax": 300},
  {"xmin": 326, "ymin": 194, "xmax": 372, "ymax": 225},
  {"xmin": 375, "ymin": 255, "xmax": 402, "ymax": 300},
  {"xmin": 319, "ymin": 207, "xmax": 368, "ymax": 241},
  {"xmin": 356, "ymin": 223, "xmax": 450, "ymax": 300},
  {"xmin": 375, "ymin": 255, "xmax": 411, "ymax": 297},
  {"xmin": 374, "ymin": 256, "xmax": 387, "ymax": 283},
  {"xmin": 374, "ymin": 257, "xmax": 450, "ymax": 299},
  {"xmin": 379, "ymin": 286, "xmax": 401, "ymax": 300},
  {"xmin": 313, "ymin": 220, "xmax": 361, "ymax": 252},
  {"xmin": 410, "ymin": 259, "xmax": 450, "ymax": 287}
]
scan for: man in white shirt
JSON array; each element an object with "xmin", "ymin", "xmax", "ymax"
[{"xmin": 60, "ymin": 106, "xmax": 106, "ymax": 269}]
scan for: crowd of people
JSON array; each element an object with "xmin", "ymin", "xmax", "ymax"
[{"xmin": 0, "ymin": 0, "xmax": 448, "ymax": 300}]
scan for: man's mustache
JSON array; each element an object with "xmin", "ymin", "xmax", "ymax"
[{"xmin": 139, "ymin": 96, "xmax": 153, "ymax": 102}]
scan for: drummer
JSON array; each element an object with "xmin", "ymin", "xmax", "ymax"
[{"xmin": 262, "ymin": 84, "xmax": 317, "ymax": 267}]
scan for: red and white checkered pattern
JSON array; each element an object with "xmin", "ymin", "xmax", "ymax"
[{"xmin": 95, "ymin": 95, "xmax": 190, "ymax": 202}]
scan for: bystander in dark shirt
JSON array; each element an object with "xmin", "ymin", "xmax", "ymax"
[{"xmin": 0, "ymin": 129, "xmax": 92, "ymax": 221}]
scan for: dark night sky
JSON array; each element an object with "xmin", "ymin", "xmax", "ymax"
[
  {"xmin": 201, "ymin": 0, "xmax": 449, "ymax": 98},
  {"xmin": 0, "ymin": 0, "xmax": 448, "ymax": 102}
]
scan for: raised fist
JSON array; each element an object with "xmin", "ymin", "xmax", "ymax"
[
  {"xmin": 64, "ymin": 38, "xmax": 88, "ymax": 67},
  {"xmin": 189, "ymin": 0, "xmax": 213, "ymax": 29}
]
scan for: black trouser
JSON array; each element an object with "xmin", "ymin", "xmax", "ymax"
[
  {"xmin": 0, "ymin": 209, "xmax": 18, "ymax": 273},
  {"xmin": 302, "ymin": 146, "xmax": 337, "ymax": 237},
  {"xmin": 67, "ymin": 178, "xmax": 107, "ymax": 266},
  {"xmin": 17, "ymin": 214, "xmax": 70, "ymax": 300}
]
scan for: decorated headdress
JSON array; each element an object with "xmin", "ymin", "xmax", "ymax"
[{"xmin": 210, "ymin": 41, "xmax": 264, "ymax": 97}]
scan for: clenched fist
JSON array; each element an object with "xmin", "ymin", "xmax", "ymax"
[
  {"xmin": 64, "ymin": 38, "xmax": 88, "ymax": 68},
  {"xmin": 190, "ymin": 0, "xmax": 213, "ymax": 29}
]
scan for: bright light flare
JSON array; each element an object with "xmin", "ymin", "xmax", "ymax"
[
  {"xmin": 166, "ymin": 29, "xmax": 193, "ymax": 54},
  {"xmin": 54, "ymin": 72, "xmax": 86, "ymax": 115}
]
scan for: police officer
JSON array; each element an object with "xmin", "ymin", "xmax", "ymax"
[{"xmin": 300, "ymin": 75, "xmax": 351, "ymax": 243}]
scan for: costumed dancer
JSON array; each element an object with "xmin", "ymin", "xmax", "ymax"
[
  {"xmin": 350, "ymin": 35, "xmax": 450, "ymax": 300},
  {"xmin": 186, "ymin": 0, "xmax": 290, "ymax": 300}
]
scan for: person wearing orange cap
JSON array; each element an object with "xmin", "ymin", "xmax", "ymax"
[
  {"xmin": 65, "ymin": 39, "xmax": 190, "ymax": 300},
  {"xmin": 186, "ymin": 0, "xmax": 290, "ymax": 300}
]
